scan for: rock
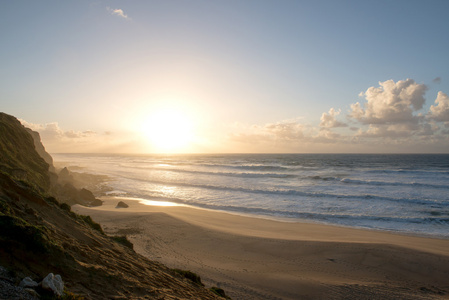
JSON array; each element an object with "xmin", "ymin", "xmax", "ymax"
[
  {"xmin": 116, "ymin": 201, "xmax": 129, "ymax": 208},
  {"xmin": 41, "ymin": 273, "xmax": 64, "ymax": 296},
  {"xmin": 26, "ymin": 128, "xmax": 55, "ymax": 172},
  {"xmin": 20, "ymin": 277, "xmax": 38, "ymax": 288},
  {"xmin": 90, "ymin": 198, "xmax": 103, "ymax": 206},
  {"xmin": 24, "ymin": 288, "xmax": 40, "ymax": 299},
  {"xmin": 60, "ymin": 183, "xmax": 79, "ymax": 205},
  {"xmin": 79, "ymin": 188, "xmax": 96, "ymax": 202},
  {"xmin": 0, "ymin": 280, "xmax": 36, "ymax": 300},
  {"xmin": 58, "ymin": 167, "xmax": 70, "ymax": 178}
]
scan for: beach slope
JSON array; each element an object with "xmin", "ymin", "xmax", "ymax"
[{"xmin": 74, "ymin": 197, "xmax": 449, "ymax": 300}]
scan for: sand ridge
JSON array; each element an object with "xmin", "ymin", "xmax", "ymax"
[{"xmin": 73, "ymin": 197, "xmax": 449, "ymax": 299}]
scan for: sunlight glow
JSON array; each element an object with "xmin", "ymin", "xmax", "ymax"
[
  {"xmin": 142, "ymin": 108, "xmax": 194, "ymax": 152},
  {"xmin": 139, "ymin": 199, "xmax": 180, "ymax": 206}
]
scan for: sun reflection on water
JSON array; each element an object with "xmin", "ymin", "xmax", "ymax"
[{"xmin": 139, "ymin": 199, "xmax": 179, "ymax": 206}]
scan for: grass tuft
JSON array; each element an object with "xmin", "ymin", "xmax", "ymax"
[
  {"xmin": 210, "ymin": 286, "xmax": 231, "ymax": 299},
  {"xmin": 0, "ymin": 215, "xmax": 52, "ymax": 252},
  {"xmin": 78, "ymin": 215, "xmax": 104, "ymax": 234},
  {"xmin": 111, "ymin": 235, "xmax": 134, "ymax": 250},
  {"xmin": 172, "ymin": 269, "xmax": 204, "ymax": 286},
  {"xmin": 46, "ymin": 196, "xmax": 59, "ymax": 206},
  {"xmin": 60, "ymin": 202, "xmax": 71, "ymax": 212}
]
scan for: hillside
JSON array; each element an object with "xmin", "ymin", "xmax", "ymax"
[{"xmin": 0, "ymin": 112, "xmax": 221, "ymax": 299}]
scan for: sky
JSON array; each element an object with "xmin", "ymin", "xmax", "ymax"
[{"xmin": 1, "ymin": 0, "xmax": 449, "ymax": 153}]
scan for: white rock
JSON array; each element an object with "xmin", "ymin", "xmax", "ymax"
[
  {"xmin": 20, "ymin": 277, "xmax": 38, "ymax": 288},
  {"xmin": 24, "ymin": 288, "xmax": 40, "ymax": 298},
  {"xmin": 41, "ymin": 273, "xmax": 64, "ymax": 296}
]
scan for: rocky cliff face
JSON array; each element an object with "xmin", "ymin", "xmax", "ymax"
[
  {"xmin": 25, "ymin": 127, "xmax": 55, "ymax": 173},
  {"xmin": 0, "ymin": 113, "xmax": 50, "ymax": 193},
  {"xmin": 0, "ymin": 112, "xmax": 220, "ymax": 299}
]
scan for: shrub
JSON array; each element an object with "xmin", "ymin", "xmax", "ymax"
[
  {"xmin": 0, "ymin": 197, "xmax": 11, "ymax": 215},
  {"xmin": 78, "ymin": 215, "xmax": 104, "ymax": 234},
  {"xmin": 172, "ymin": 269, "xmax": 204, "ymax": 286},
  {"xmin": 60, "ymin": 202, "xmax": 71, "ymax": 212},
  {"xmin": 210, "ymin": 287, "xmax": 231, "ymax": 299},
  {"xmin": 46, "ymin": 196, "xmax": 59, "ymax": 206},
  {"xmin": 111, "ymin": 235, "xmax": 134, "ymax": 250},
  {"xmin": 0, "ymin": 215, "xmax": 51, "ymax": 252},
  {"xmin": 61, "ymin": 289, "xmax": 85, "ymax": 300}
]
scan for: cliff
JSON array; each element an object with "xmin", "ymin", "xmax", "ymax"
[
  {"xmin": 0, "ymin": 112, "xmax": 220, "ymax": 299},
  {"xmin": 0, "ymin": 113, "xmax": 50, "ymax": 193},
  {"xmin": 25, "ymin": 127, "xmax": 55, "ymax": 173}
]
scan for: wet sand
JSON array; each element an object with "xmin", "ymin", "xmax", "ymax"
[{"xmin": 73, "ymin": 197, "xmax": 449, "ymax": 299}]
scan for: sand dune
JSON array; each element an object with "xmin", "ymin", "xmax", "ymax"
[{"xmin": 73, "ymin": 197, "xmax": 449, "ymax": 299}]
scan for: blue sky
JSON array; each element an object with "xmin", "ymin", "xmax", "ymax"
[{"xmin": 1, "ymin": 1, "xmax": 449, "ymax": 153}]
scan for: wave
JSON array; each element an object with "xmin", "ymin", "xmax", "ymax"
[
  {"xmin": 366, "ymin": 169, "xmax": 449, "ymax": 175},
  {"xmin": 340, "ymin": 178, "xmax": 449, "ymax": 190},
  {"xmin": 118, "ymin": 164, "xmax": 295, "ymax": 179},
  {"xmin": 309, "ymin": 175, "xmax": 449, "ymax": 190},
  {"xmin": 116, "ymin": 175, "xmax": 449, "ymax": 207},
  {"xmin": 118, "ymin": 164, "xmax": 448, "ymax": 189}
]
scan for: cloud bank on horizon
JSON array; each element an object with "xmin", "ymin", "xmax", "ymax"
[
  {"xmin": 229, "ymin": 79, "xmax": 449, "ymax": 153},
  {"xmin": 23, "ymin": 78, "xmax": 449, "ymax": 153}
]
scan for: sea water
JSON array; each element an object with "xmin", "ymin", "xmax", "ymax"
[{"xmin": 52, "ymin": 153, "xmax": 449, "ymax": 238}]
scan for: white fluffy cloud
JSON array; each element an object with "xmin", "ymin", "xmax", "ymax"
[
  {"xmin": 20, "ymin": 120, "xmax": 97, "ymax": 140},
  {"xmin": 228, "ymin": 119, "xmax": 313, "ymax": 152},
  {"xmin": 320, "ymin": 108, "xmax": 347, "ymax": 128},
  {"xmin": 350, "ymin": 79, "xmax": 427, "ymax": 124},
  {"xmin": 264, "ymin": 120, "xmax": 305, "ymax": 141},
  {"xmin": 428, "ymin": 91, "xmax": 449, "ymax": 122},
  {"xmin": 19, "ymin": 120, "xmax": 154, "ymax": 153},
  {"xmin": 228, "ymin": 78, "xmax": 449, "ymax": 152},
  {"xmin": 107, "ymin": 7, "xmax": 130, "ymax": 19}
]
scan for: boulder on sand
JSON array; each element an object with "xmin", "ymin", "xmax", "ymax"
[
  {"xmin": 116, "ymin": 201, "xmax": 129, "ymax": 208},
  {"xmin": 90, "ymin": 198, "xmax": 103, "ymax": 206}
]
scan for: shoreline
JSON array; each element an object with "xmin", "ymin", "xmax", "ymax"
[
  {"xmin": 73, "ymin": 196, "xmax": 449, "ymax": 299},
  {"xmin": 112, "ymin": 196, "xmax": 449, "ymax": 241}
]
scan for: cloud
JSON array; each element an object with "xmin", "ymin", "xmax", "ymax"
[
  {"xmin": 264, "ymin": 120, "xmax": 305, "ymax": 141},
  {"xmin": 428, "ymin": 91, "xmax": 449, "ymax": 122},
  {"xmin": 228, "ymin": 119, "xmax": 309, "ymax": 148},
  {"xmin": 227, "ymin": 78, "xmax": 449, "ymax": 152},
  {"xmin": 320, "ymin": 108, "xmax": 347, "ymax": 128},
  {"xmin": 20, "ymin": 120, "xmax": 98, "ymax": 140},
  {"xmin": 355, "ymin": 124, "xmax": 420, "ymax": 139},
  {"xmin": 350, "ymin": 79, "xmax": 427, "ymax": 125},
  {"xmin": 20, "ymin": 120, "xmax": 63, "ymax": 138},
  {"xmin": 107, "ymin": 7, "xmax": 130, "ymax": 19},
  {"xmin": 433, "ymin": 77, "xmax": 442, "ymax": 84},
  {"xmin": 18, "ymin": 120, "xmax": 111, "ymax": 152}
]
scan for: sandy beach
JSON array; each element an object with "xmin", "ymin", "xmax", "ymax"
[{"xmin": 73, "ymin": 197, "xmax": 449, "ymax": 299}]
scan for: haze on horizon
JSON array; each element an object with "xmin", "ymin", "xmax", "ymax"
[{"xmin": 1, "ymin": 1, "xmax": 449, "ymax": 154}]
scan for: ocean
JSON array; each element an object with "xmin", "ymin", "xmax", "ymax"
[{"xmin": 52, "ymin": 153, "xmax": 449, "ymax": 238}]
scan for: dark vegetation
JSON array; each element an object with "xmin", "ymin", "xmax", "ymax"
[
  {"xmin": 170, "ymin": 269, "xmax": 231, "ymax": 299},
  {"xmin": 111, "ymin": 235, "xmax": 134, "ymax": 250},
  {"xmin": 0, "ymin": 214, "xmax": 53, "ymax": 253},
  {"xmin": 60, "ymin": 202, "xmax": 71, "ymax": 212},
  {"xmin": 77, "ymin": 215, "xmax": 104, "ymax": 234},
  {"xmin": 172, "ymin": 269, "xmax": 204, "ymax": 286},
  {"xmin": 210, "ymin": 286, "xmax": 231, "ymax": 299},
  {"xmin": 35, "ymin": 286, "xmax": 85, "ymax": 300}
]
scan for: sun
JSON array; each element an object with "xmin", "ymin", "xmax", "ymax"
[{"xmin": 142, "ymin": 108, "xmax": 194, "ymax": 152}]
